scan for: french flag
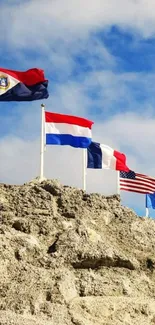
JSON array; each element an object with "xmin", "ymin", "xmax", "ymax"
[
  {"xmin": 87, "ymin": 142, "xmax": 129, "ymax": 172},
  {"xmin": 45, "ymin": 111, "xmax": 94, "ymax": 148},
  {"xmin": 0, "ymin": 68, "xmax": 48, "ymax": 101}
]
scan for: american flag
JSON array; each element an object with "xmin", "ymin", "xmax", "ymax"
[{"xmin": 120, "ymin": 170, "xmax": 155, "ymax": 194}]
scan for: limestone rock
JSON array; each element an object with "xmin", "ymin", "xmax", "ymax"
[{"xmin": 1, "ymin": 179, "xmax": 155, "ymax": 324}]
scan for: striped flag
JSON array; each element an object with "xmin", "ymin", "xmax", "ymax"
[
  {"xmin": 87, "ymin": 142, "xmax": 129, "ymax": 172},
  {"xmin": 120, "ymin": 170, "xmax": 155, "ymax": 194},
  {"xmin": 45, "ymin": 111, "xmax": 94, "ymax": 148}
]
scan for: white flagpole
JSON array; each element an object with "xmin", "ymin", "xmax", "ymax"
[
  {"xmin": 145, "ymin": 194, "xmax": 149, "ymax": 217},
  {"xmin": 82, "ymin": 149, "xmax": 87, "ymax": 191},
  {"xmin": 116, "ymin": 170, "xmax": 120, "ymax": 195},
  {"xmin": 40, "ymin": 103, "xmax": 45, "ymax": 181},
  {"xmin": 145, "ymin": 207, "xmax": 149, "ymax": 217}
]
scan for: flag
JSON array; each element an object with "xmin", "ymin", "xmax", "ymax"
[
  {"xmin": 87, "ymin": 142, "xmax": 129, "ymax": 172},
  {"xmin": 146, "ymin": 193, "xmax": 155, "ymax": 209},
  {"xmin": 45, "ymin": 111, "xmax": 94, "ymax": 148},
  {"xmin": 0, "ymin": 68, "xmax": 48, "ymax": 101},
  {"xmin": 120, "ymin": 170, "xmax": 155, "ymax": 194}
]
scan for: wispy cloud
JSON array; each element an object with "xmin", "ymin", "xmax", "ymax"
[{"xmin": 1, "ymin": 0, "xmax": 155, "ymax": 49}]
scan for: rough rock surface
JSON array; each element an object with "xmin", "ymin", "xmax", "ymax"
[{"xmin": 0, "ymin": 179, "xmax": 155, "ymax": 325}]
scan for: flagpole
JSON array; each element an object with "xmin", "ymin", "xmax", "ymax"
[
  {"xmin": 40, "ymin": 103, "xmax": 45, "ymax": 181},
  {"xmin": 82, "ymin": 149, "xmax": 87, "ymax": 191},
  {"xmin": 145, "ymin": 208, "xmax": 149, "ymax": 217},
  {"xmin": 145, "ymin": 194, "xmax": 149, "ymax": 217},
  {"xmin": 116, "ymin": 170, "xmax": 120, "ymax": 195}
]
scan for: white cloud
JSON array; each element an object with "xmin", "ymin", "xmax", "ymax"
[
  {"xmin": 94, "ymin": 113, "xmax": 155, "ymax": 172},
  {"xmin": 0, "ymin": 137, "xmax": 40, "ymax": 184},
  {"xmin": 1, "ymin": 0, "xmax": 155, "ymax": 49},
  {"xmin": 42, "ymin": 71, "xmax": 155, "ymax": 119}
]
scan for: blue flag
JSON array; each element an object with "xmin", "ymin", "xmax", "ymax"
[{"xmin": 146, "ymin": 193, "xmax": 155, "ymax": 209}]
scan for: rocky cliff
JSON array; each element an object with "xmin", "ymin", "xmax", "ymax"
[{"xmin": 0, "ymin": 179, "xmax": 155, "ymax": 325}]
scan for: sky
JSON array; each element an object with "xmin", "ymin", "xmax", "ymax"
[{"xmin": 1, "ymin": 0, "xmax": 155, "ymax": 217}]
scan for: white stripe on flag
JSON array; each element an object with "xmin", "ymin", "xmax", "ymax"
[
  {"xmin": 100, "ymin": 144, "xmax": 116, "ymax": 169},
  {"xmin": 45, "ymin": 122, "xmax": 92, "ymax": 138},
  {"xmin": 0, "ymin": 72, "xmax": 19, "ymax": 95}
]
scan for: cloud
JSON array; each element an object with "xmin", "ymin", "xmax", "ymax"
[
  {"xmin": 1, "ymin": 0, "xmax": 155, "ymax": 51},
  {"xmin": 0, "ymin": 137, "xmax": 40, "ymax": 184},
  {"xmin": 43, "ymin": 71, "xmax": 155, "ymax": 119},
  {"xmin": 94, "ymin": 112, "xmax": 155, "ymax": 172}
]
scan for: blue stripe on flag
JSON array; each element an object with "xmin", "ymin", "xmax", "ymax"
[
  {"xmin": 87, "ymin": 141, "xmax": 102, "ymax": 168},
  {"xmin": 0, "ymin": 81, "xmax": 48, "ymax": 101},
  {"xmin": 46, "ymin": 134, "xmax": 91, "ymax": 148}
]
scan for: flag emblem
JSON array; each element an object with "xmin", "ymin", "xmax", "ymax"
[
  {"xmin": 0, "ymin": 68, "xmax": 48, "ymax": 101},
  {"xmin": 0, "ymin": 75, "xmax": 9, "ymax": 90}
]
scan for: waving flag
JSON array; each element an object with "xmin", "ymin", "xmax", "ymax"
[
  {"xmin": 0, "ymin": 68, "xmax": 48, "ymax": 101},
  {"xmin": 120, "ymin": 170, "xmax": 155, "ymax": 194},
  {"xmin": 146, "ymin": 193, "xmax": 155, "ymax": 209},
  {"xmin": 45, "ymin": 112, "xmax": 94, "ymax": 148},
  {"xmin": 87, "ymin": 142, "xmax": 129, "ymax": 171}
]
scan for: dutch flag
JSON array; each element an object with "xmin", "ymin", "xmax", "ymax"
[{"xmin": 45, "ymin": 111, "xmax": 94, "ymax": 148}]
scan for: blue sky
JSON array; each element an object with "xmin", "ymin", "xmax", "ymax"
[{"xmin": 1, "ymin": 0, "xmax": 155, "ymax": 218}]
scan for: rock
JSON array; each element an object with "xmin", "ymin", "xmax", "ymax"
[{"xmin": 1, "ymin": 179, "xmax": 155, "ymax": 324}]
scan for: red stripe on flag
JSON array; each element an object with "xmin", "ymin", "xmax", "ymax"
[
  {"xmin": 120, "ymin": 179, "xmax": 155, "ymax": 190},
  {"xmin": 0, "ymin": 68, "xmax": 47, "ymax": 86},
  {"xmin": 45, "ymin": 111, "xmax": 94, "ymax": 128},
  {"xmin": 120, "ymin": 178, "xmax": 155, "ymax": 185},
  {"xmin": 114, "ymin": 150, "xmax": 129, "ymax": 172},
  {"xmin": 120, "ymin": 181, "xmax": 155, "ymax": 191},
  {"xmin": 120, "ymin": 187, "xmax": 154, "ymax": 194},
  {"xmin": 136, "ymin": 173, "xmax": 155, "ymax": 181}
]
